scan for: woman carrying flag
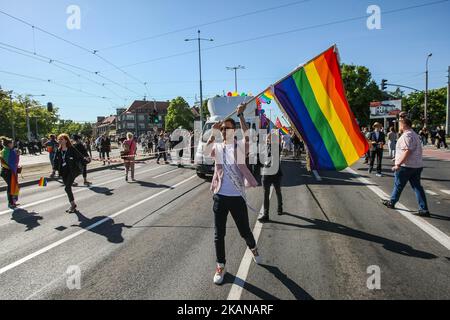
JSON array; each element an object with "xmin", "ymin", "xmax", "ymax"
[{"xmin": 0, "ymin": 137, "xmax": 21, "ymax": 210}]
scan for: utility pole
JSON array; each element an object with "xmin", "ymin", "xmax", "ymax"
[
  {"xmin": 10, "ymin": 94, "xmax": 15, "ymax": 140},
  {"xmin": 446, "ymin": 66, "xmax": 450, "ymax": 136},
  {"xmin": 425, "ymin": 53, "xmax": 432, "ymax": 127},
  {"xmin": 226, "ymin": 65, "xmax": 245, "ymax": 93},
  {"xmin": 25, "ymin": 100, "xmax": 31, "ymax": 141},
  {"xmin": 185, "ymin": 30, "xmax": 214, "ymax": 129}
]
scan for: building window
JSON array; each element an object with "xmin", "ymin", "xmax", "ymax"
[
  {"xmin": 126, "ymin": 123, "xmax": 135, "ymax": 129},
  {"xmin": 139, "ymin": 123, "xmax": 145, "ymax": 129},
  {"xmin": 138, "ymin": 114, "xmax": 145, "ymax": 121},
  {"xmin": 126, "ymin": 114, "xmax": 135, "ymax": 121}
]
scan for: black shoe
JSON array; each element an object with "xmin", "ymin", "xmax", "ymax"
[
  {"xmin": 258, "ymin": 214, "xmax": 269, "ymax": 222},
  {"xmin": 414, "ymin": 210, "xmax": 431, "ymax": 217},
  {"xmin": 368, "ymin": 168, "xmax": 373, "ymax": 174},
  {"xmin": 381, "ymin": 199, "xmax": 395, "ymax": 209}
]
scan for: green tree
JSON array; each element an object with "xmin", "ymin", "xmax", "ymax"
[
  {"xmin": 402, "ymin": 87, "xmax": 447, "ymax": 128},
  {"xmin": 165, "ymin": 96, "xmax": 195, "ymax": 131},
  {"xmin": 341, "ymin": 64, "xmax": 383, "ymax": 126}
]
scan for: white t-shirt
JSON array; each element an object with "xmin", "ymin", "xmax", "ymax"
[{"xmin": 218, "ymin": 143, "xmax": 241, "ymax": 197}]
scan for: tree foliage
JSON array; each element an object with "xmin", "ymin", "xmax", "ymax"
[
  {"xmin": 165, "ymin": 96, "xmax": 195, "ymax": 131},
  {"xmin": 341, "ymin": 64, "xmax": 383, "ymax": 126}
]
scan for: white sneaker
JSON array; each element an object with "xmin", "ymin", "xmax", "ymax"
[
  {"xmin": 250, "ymin": 248, "xmax": 262, "ymax": 264},
  {"xmin": 213, "ymin": 263, "xmax": 226, "ymax": 285}
]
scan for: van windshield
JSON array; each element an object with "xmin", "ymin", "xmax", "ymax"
[{"xmin": 201, "ymin": 122, "xmax": 250, "ymax": 142}]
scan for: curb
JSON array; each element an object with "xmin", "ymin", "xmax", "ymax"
[{"xmin": 0, "ymin": 156, "xmax": 156, "ymax": 192}]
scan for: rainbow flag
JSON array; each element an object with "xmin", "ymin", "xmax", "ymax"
[
  {"xmin": 38, "ymin": 177, "xmax": 47, "ymax": 187},
  {"xmin": 256, "ymin": 90, "xmax": 273, "ymax": 105},
  {"xmin": 0, "ymin": 148, "xmax": 20, "ymax": 197},
  {"xmin": 275, "ymin": 117, "xmax": 290, "ymax": 135},
  {"xmin": 273, "ymin": 46, "xmax": 368, "ymax": 170}
]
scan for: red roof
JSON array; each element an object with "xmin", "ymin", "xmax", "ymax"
[{"xmin": 125, "ymin": 100, "xmax": 170, "ymax": 114}]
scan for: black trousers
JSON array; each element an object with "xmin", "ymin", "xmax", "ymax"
[
  {"xmin": 262, "ymin": 175, "xmax": 283, "ymax": 214},
  {"xmin": 369, "ymin": 148, "xmax": 383, "ymax": 174},
  {"xmin": 157, "ymin": 148, "xmax": 167, "ymax": 162},
  {"xmin": 213, "ymin": 194, "xmax": 256, "ymax": 264},
  {"xmin": 1, "ymin": 168, "xmax": 14, "ymax": 205},
  {"xmin": 62, "ymin": 172, "xmax": 76, "ymax": 202},
  {"xmin": 82, "ymin": 164, "xmax": 87, "ymax": 179}
]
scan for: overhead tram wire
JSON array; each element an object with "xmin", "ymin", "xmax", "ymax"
[
  {"xmin": 102, "ymin": 0, "xmax": 450, "ymax": 71},
  {"xmin": 0, "ymin": 69, "xmax": 112, "ymax": 100},
  {"xmin": 0, "ymin": 41, "xmax": 142, "ymax": 99},
  {"xmin": 0, "ymin": 9, "xmax": 150, "ymax": 97},
  {"xmin": 98, "ymin": 0, "xmax": 313, "ymax": 51}
]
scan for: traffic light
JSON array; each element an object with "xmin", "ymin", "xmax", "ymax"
[
  {"xmin": 381, "ymin": 79, "xmax": 388, "ymax": 91},
  {"xmin": 47, "ymin": 102, "xmax": 53, "ymax": 112}
]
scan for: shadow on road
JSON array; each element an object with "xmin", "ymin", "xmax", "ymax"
[
  {"xmin": 71, "ymin": 211, "xmax": 132, "ymax": 244},
  {"xmin": 133, "ymin": 181, "xmax": 172, "ymax": 189},
  {"xmin": 222, "ymin": 275, "xmax": 280, "ymax": 300},
  {"xmin": 11, "ymin": 209, "xmax": 43, "ymax": 231},
  {"xmin": 89, "ymin": 186, "xmax": 114, "ymax": 196},
  {"xmin": 268, "ymin": 213, "xmax": 437, "ymax": 260}
]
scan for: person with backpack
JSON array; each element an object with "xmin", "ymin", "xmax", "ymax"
[
  {"xmin": 53, "ymin": 134, "xmax": 83, "ymax": 213},
  {"xmin": 73, "ymin": 135, "xmax": 92, "ymax": 186},
  {"xmin": 122, "ymin": 132, "xmax": 137, "ymax": 182}
]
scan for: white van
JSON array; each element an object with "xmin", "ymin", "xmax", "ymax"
[{"xmin": 195, "ymin": 96, "xmax": 260, "ymax": 178}]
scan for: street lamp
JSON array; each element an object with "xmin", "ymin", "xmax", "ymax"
[
  {"xmin": 226, "ymin": 65, "xmax": 245, "ymax": 93},
  {"xmin": 425, "ymin": 53, "xmax": 432, "ymax": 128},
  {"xmin": 185, "ymin": 30, "xmax": 214, "ymax": 128}
]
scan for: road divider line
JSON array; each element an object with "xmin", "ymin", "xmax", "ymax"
[
  {"xmin": 0, "ymin": 165, "xmax": 168, "ymax": 216},
  {"xmin": 345, "ymin": 167, "xmax": 450, "ymax": 251},
  {"xmin": 441, "ymin": 190, "xmax": 450, "ymax": 195},
  {"xmin": 425, "ymin": 190, "xmax": 438, "ymax": 196},
  {"xmin": 227, "ymin": 187, "xmax": 274, "ymax": 300},
  {"xmin": 0, "ymin": 174, "xmax": 197, "ymax": 276}
]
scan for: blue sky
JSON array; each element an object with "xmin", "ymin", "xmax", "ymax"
[{"xmin": 0, "ymin": 0, "xmax": 449, "ymax": 123}]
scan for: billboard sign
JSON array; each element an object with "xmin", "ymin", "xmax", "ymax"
[{"xmin": 370, "ymin": 99, "xmax": 402, "ymax": 119}]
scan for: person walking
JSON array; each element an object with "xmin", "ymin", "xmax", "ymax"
[
  {"xmin": 0, "ymin": 137, "xmax": 21, "ymax": 210},
  {"xmin": 122, "ymin": 132, "xmax": 137, "ymax": 182},
  {"xmin": 100, "ymin": 134, "xmax": 111, "ymax": 165},
  {"xmin": 382, "ymin": 118, "xmax": 430, "ymax": 216},
  {"xmin": 73, "ymin": 135, "xmax": 92, "ymax": 186},
  {"xmin": 368, "ymin": 122, "xmax": 385, "ymax": 177},
  {"xmin": 46, "ymin": 135, "xmax": 59, "ymax": 178},
  {"xmin": 387, "ymin": 127, "xmax": 398, "ymax": 159},
  {"xmin": 258, "ymin": 133, "xmax": 283, "ymax": 222},
  {"xmin": 206, "ymin": 103, "xmax": 262, "ymax": 285},
  {"xmin": 436, "ymin": 126, "xmax": 448, "ymax": 149},
  {"xmin": 156, "ymin": 132, "xmax": 168, "ymax": 164},
  {"xmin": 419, "ymin": 127, "xmax": 429, "ymax": 146},
  {"xmin": 85, "ymin": 137, "xmax": 93, "ymax": 158},
  {"xmin": 53, "ymin": 134, "xmax": 83, "ymax": 213}
]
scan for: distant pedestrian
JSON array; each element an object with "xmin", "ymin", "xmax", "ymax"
[
  {"xmin": 206, "ymin": 104, "xmax": 261, "ymax": 285},
  {"xmin": 368, "ymin": 122, "xmax": 385, "ymax": 177},
  {"xmin": 363, "ymin": 127, "xmax": 371, "ymax": 164},
  {"xmin": 387, "ymin": 127, "xmax": 398, "ymax": 159},
  {"xmin": 156, "ymin": 133, "xmax": 168, "ymax": 164},
  {"xmin": 419, "ymin": 127, "xmax": 429, "ymax": 146},
  {"xmin": 258, "ymin": 133, "xmax": 283, "ymax": 222},
  {"xmin": 85, "ymin": 137, "xmax": 92, "ymax": 158},
  {"xmin": 0, "ymin": 137, "xmax": 21, "ymax": 210},
  {"xmin": 382, "ymin": 118, "xmax": 430, "ymax": 216},
  {"xmin": 73, "ymin": 135, "xmax": 92, "ymax": 186},
  {"xmin": 46, "ymin": 135, "xmax": 59, "ymax": 178},
  {"xmin": 436, "ymin": 126, "xmax": 448, "ymax": 149},
  {"xmin": 122, "ymin": 132, "xmax": 137, "ymax": 182},
  {"xmin": 100, "ymin": 134, "xmax": 111, "ymax": 165},
  {"xmin": 53, "ymin": 134, "xmax": 83, "ymax": 213}
]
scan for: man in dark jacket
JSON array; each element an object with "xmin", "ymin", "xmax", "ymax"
[
  {"xmin": 100, "ymin": 134, "xmax": 111, "ymax": 165},
  {"xmin": 368, "ymin": 122, "xmax": 386, "ymax": 177},
  {"xmin": 73, "ymin": 135, "xmax": 91, "ymax": 186},
  {"xmin": 258, "ymin": 133, "xmax": 283, "ymax": 222}
]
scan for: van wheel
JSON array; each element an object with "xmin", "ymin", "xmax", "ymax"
[{"xmin": 197, "ymin": 172, "xmax": 206, "ymax": 179}]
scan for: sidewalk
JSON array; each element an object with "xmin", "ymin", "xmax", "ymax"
[
  {"xmin": 422, "ymin": 145, "xmax": 450, "ymax": 161},
  {"xmin": 0, "ymin": 148, "xmax": 154, "ymax": 192}
]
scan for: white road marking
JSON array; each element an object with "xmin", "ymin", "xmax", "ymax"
[
  {"xmin": 0, "ymin": 174, "xmax": 197, "ymax": 276},
  {"xmin": 227, "ymin": 187, "xmax": 274, "ymax": 300},
  {"xmin": 345, "ymin": 167, "xmax": 450, "ymax": 251},
  {"xmin": 312, "ymin": 170, "xmax": 322, "ymax": 181},
  {"xmin": 441, "ymin": 190, "xmax": 450, "ymax": 195},
  {"xmin": 425, "ymin": 190, "xmax": 438, "ymax": 196},
  {"xmin": 0, "ymin": 166, "xmax": 166, "ymax": 216}
]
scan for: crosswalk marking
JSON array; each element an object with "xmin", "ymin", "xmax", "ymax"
[
  {"xmin": 441, "ymin": 190, "xmax": 450, "ymax": 195},
  {"xmin": 425, "ymin": 190, "xmax": 438, "ymax": 196}
]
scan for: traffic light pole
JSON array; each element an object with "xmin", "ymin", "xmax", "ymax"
[{"xmin": 446, "ymin": 66, "xmax": 450, "ymax": 136}]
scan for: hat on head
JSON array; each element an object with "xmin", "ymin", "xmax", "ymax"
[{"xmin": 372, "ymin": 122, "xmax": 382, "ymax": 129}]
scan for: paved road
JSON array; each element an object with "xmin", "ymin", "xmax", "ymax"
[{"xmin": 0, "ymin": 154, "xmax": 449, "ymax": 300}]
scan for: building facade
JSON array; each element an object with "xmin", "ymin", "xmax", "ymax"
[
  {"xmin": 116, "ymin": 100, "xmax": 170, "ymax": 138},
  {"xmin": 94, "ymin": 115, "xmax": 117, "ymax": 140}
]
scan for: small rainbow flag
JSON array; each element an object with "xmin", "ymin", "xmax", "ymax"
[
  {"xmin": 38, "ymin": 177, "xmax": 47, "ymax": 187},
  {"xmin": 273, "ymin": 45, "xmax": 369, "ymax": 170},
  {"xmin": 275, "ymin": 117, "xmax": 289, "ymax": 135},
  {"xmin": 257, "ymin": 90, "xmax": 274, "ymax": 105}
]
